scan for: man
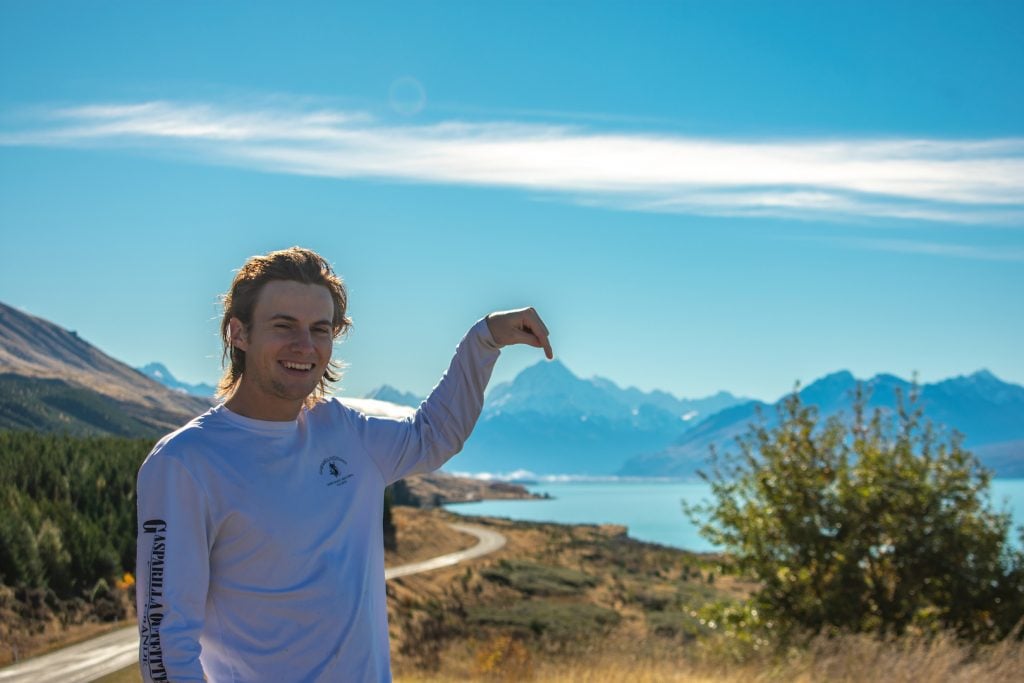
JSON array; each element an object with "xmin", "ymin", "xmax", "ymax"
[{"xmin": 135, "ymin": 246, "xmax": 552, "ymax": 682}]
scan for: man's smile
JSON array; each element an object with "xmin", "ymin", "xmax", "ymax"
[{"xmin": 280, "ymin": 361, "xmax": 315, "ymax": 372}]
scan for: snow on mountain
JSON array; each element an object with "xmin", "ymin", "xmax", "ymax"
[
  {"xmin": 362, "ymin": 384, "xmax": 423, "ymax": 408},
  {"xmin": 452, "ymin": 359, "xmax": 749, "ymax": 476},
  {"xmin": 138, "ymin": 362, "xmax": 217, "ymax": 399},
  {"xmin": 484, "ymin": 359, "xmax": 746, "ymax": 428}
]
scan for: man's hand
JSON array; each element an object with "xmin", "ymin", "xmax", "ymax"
[{"xmin": 485, "ymin": 307, "xmax": 553, "ymax": 360}]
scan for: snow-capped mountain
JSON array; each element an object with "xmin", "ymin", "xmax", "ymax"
[
  {"xmin": 619, "ymin": 369, "xmax": 1024, "ymax": 478},
  {"xmin": 484, "ymin": 359, "xmax": 743, "ymax": 427},
  {"xmin": 453, "ymin": 359, "xmax": 748, "ymax": 476},
  {"xmin": 363, "ymin": 384, "xmax": 423, "ymax": 408},
  {"xmin": 138, "ymin": 362, "xmax": 217, "ymax": 399}
]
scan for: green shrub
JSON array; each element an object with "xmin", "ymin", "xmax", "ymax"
[
  {"xmin": 687, "ymin": 386, "xmax": 1024, "ymax": 642},
  {"xmin": 481, "ymin": 559, "xmax": 598, "ymax": 596},
  {"xmin": 645, "ymin": 609, "xmax": 708, "ymax": 641}
]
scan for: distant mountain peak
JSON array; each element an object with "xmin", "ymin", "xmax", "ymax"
[
  {"xmin": 517, "ymin": 358, "xmax": 575, "ymax": 380},
  {"xmin": 482, "ymin": 356, "xmax": 748, "ymax": 438},
  {"xmin": 363, "ymin": 384, "xmax": 422, "ymax": 408},
  {"xmin": 499, "ymin": 359, "xmax": 582, "ymax": 398},
  {"xmin": 869, "ymin": 372, "xmax": 907, "ymax": 385},
  {"xmin": 806, "ymin": 370, "xmax": 856, "ymax": 388},
  {"xmin": 137, "ymin": 362, "xmax": 217, "ymax": 399},
  {"xmin": 968, "ymin": 368, "xmax": 999, "ymax": 383},
  {"xmin": 140, "ymin": 362, "xmax": 171, "ymax": 380}
]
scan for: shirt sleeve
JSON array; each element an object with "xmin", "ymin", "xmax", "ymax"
[
  {"xmin": 354, "ymin": 317, "xmax": 501, "ymax": 485},
  {"xmin": 136, "ymin": 453, "xmax": 211, "ymax": 683}
]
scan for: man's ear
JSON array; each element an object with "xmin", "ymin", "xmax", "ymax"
[{"xmin": 228, "ymin": 318, "xmax": 248, "ymax": 351}]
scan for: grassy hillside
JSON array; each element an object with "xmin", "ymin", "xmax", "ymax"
[
  {"xmin": 0, "ymin": 374, "xmax": 187, "ymax": 437},
  {"xmin": 386, "ymin": 511, "xmax": 1022, "ymax": 683}
]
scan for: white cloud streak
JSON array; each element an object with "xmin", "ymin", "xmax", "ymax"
[
  {"xmin": 839, "ymin": 237, "xmax": 1024, "ymax": 262},
  {"xmin": 3, "ymin": 100, "xmax": 1024, "ymax": 227}
]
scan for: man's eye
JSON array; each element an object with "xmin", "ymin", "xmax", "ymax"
[
  {"xmin": 274, "ymin": 324, "xmax": 290, "ymax": 329},
  {"xmin": 314, "ymin": 328, "xmax": 331, "ymax": 335}
]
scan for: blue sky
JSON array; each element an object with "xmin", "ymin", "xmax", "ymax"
[{"xmin": 1, "ymin": 1, "xmax": 1022, "ymax": 402}]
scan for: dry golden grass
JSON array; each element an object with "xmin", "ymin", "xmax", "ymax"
[
  {"xmin": 389, "ymin": 512, "xmax": 1024, "ymax": 683},
  {"xmin": 387, "ymin": 507, "xmax": 480, "ymax": 565},
  {"xmin": 396, "ymin": 630, "xmax": 1024, "ymax": 683},
  {"xmin": 93, "ymin": 632, "xmax": 1024, "ymax": 683}
]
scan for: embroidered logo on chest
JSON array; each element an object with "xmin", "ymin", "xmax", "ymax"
[{"xmin": 319, "ymin": 456, "xmax": 354, "ymax": 487}]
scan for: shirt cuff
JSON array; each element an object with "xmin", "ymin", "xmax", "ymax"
[{"xmin": 474, "ymin": 316, "xmax": 502, "ymax": 350}]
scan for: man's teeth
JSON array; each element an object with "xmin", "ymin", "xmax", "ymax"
[{"xmin": 282, "ymin": 361, "xmax": 314, "ymax": 371}]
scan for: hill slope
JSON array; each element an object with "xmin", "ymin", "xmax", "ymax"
[{"xmin": 0, "ymin": 302, "xmax": 209, "ymax": 436}]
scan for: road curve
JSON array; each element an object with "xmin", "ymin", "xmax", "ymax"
[
  {"xmin": 385, "ymin": 522, "xmax": 506, "ymax": 579},
  {"xmin": 0, "ymin": 523, "xmax": 505, "ymax": 683}
]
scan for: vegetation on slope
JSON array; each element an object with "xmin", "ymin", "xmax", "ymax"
[
  {"xmin": 0, "ymin": 431, "xmax": 151, "ymax": 597},
  {"xmin": 0, "ymin": 375, "xmax": 183, "ymax": 437}
]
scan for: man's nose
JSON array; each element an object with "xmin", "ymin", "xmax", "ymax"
[{"xmin": 289, "ymin": 329, "xmax": 316, "ymax": 351}]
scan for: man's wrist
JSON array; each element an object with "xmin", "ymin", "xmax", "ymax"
[{"xmin": 479, "ymin": 316, "xmax": 501, "ymax": 350}]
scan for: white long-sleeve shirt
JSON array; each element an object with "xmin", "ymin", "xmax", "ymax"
[{"xmin": 135, "ymin": 319, "xmax": 500, "ymax": 682}]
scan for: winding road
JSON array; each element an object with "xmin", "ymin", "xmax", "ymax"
[
  {"xmin": 385, "ymin": 522, "xmax": 505, "ymax": 579},
  {"xmin": 0, "ymin": 522, "xmax": 505, "ymax": 683}
]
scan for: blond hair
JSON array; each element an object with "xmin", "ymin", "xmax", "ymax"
[{"xmin": 216, "ymin": 247, "xmax": 352, "ymax": 405}]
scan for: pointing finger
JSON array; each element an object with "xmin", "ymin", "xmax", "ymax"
[{"xmin": 523, "ymin": 309, "xmax": 553, "ymax": 359}]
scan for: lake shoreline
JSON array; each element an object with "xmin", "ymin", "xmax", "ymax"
[{"xmin": 445, "ymin": 477, "xmax": 1024, "ymax": 553}]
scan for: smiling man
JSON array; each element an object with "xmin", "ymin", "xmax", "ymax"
[{"xmin": 135, "ymin": 247, "xmax": 552, "ymax": 683}]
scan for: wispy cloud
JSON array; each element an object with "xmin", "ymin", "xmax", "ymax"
[
  {"xmin": 838, "ymin": 236, "xmax": 1024, "ymax": 262},
  {"xmin": 3, "ymin": 100, "xmax": 1024, "ymax": 226}
]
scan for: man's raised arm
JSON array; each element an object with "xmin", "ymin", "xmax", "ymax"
[{"xmin": 352, "ymin": 307, "xmax": 552, "ymax": 484}]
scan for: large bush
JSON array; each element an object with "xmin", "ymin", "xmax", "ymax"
[{"xmin": 689, "ymin": 386, "xmax": 1024, "ymax": 641}]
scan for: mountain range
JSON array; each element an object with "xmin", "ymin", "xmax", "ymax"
[
  {"xmin": 449, "ymin": 359, "xmax": 747, "ymax": 476},
  {"xmin": 619, "ymin": 369, "xmax": 1024, "ymax": 478},
  {"xmin": 3, "ymin": 300, "xmax": 1021, "ymax": 477}
]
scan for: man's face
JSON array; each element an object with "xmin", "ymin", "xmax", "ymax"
[{"xmin": 229, "ymin": 280, "xmax": 336, "ymax": 420}]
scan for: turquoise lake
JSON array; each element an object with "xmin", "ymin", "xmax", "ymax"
[{"xmin": 446, "ymin": 479, "xmax": 1024, "ymax": 553}]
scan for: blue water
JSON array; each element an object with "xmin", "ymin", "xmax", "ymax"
[{"xmin": 446, "ymin": 479, "xmax": 1024, "ymax": 553}]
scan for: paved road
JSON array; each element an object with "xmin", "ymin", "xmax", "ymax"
[
  {"xmin": 0, "ymin": 523, "xmax": 505, "ymax": 683},
  {"xmin": 385, "ymin": 522, "xmax": 505, "ymax": 579},
  {"xmin": 0, "ymin": 627, "xmax": 139, "ymax": 683}
]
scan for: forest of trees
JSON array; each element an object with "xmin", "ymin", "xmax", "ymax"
[
  {"xmin": 0, "ymin": 431, "xmax": 149, "ymax": 601},
  {"xmin": 0, "ymin": 430, "xmax": 398, "ymax": 614}
]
